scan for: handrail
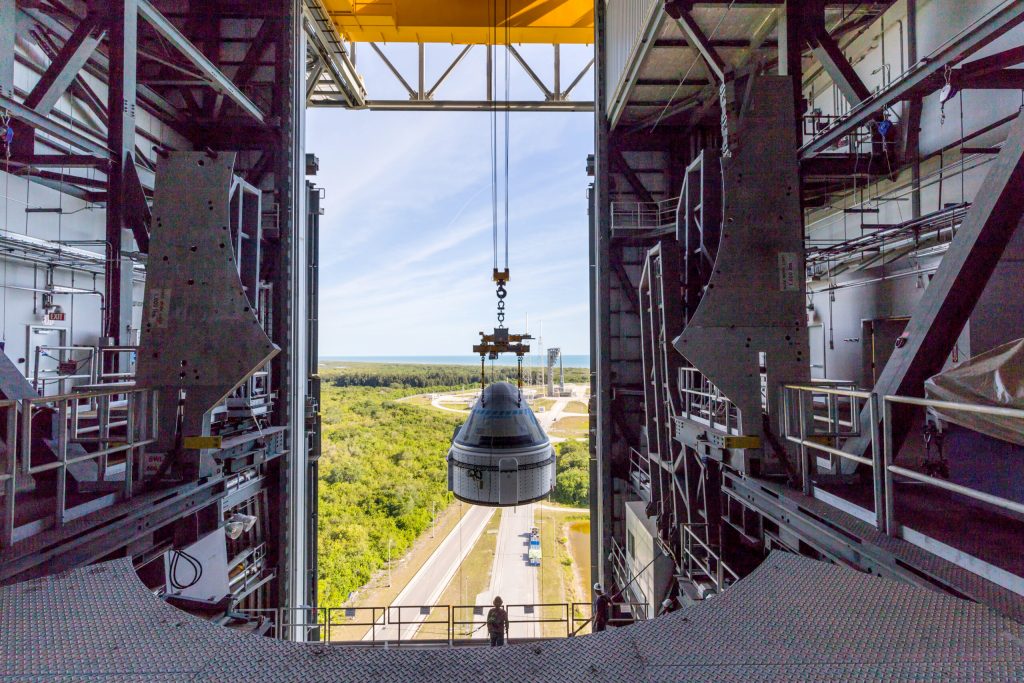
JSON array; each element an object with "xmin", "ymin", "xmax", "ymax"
[
  {"xmin": 882, "ymin": 393, "xmax": 1024, "ymax": 536},
  {"xmin": 785, "ymin": 384, "xmax": 871, "ymax": 399},
  {"xmin": 240, "ymin": 600, "xmax": 645, "ymax": 643},
  {"xmin": 886, "ymin": 394, "xmax": 1024, "ymax": 419},
  {"xmin": 2, "ymin": 386, "xmax": 156, "ymax": 546},
  {"xmin": 681, "ymin": 523, "xmax": 738, "ymax": 594},
  {"xmin": 782, "ymin": 385, "xmax": 883, "ymax": 528},
  {"xmin": 782, "ymin": 384, "xmax": 1024, "ymax": 593}
]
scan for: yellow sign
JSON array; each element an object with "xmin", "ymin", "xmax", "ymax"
[{"xmin": 184, "ymin": 435, "xmax": 223, "ymax": 450}]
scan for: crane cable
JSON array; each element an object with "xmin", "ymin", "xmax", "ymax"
[{"xmin": 491, "ymin": 0, "xmax": 511, "ymax": 327}]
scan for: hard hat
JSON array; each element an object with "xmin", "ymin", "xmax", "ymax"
[{"xmin": 593, "ymin": 582, "xmax": 603, "ymax": 592}]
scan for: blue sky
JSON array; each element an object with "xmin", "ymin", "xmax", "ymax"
[{"xmin": 307, "ymin": 43, "xmax": 594, "ymax": 356}]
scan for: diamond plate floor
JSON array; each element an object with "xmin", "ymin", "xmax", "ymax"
[{"xmin": 2, "ymin": 552, "xmax": 1023, "ymax": 682}]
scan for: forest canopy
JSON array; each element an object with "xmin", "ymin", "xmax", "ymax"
[{"xmin": 316, "ymin": 362, "xmax": 590, "ymax": 607}]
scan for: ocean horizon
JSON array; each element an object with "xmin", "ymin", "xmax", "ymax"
[{"xmin": 321, "ymin": 354, "xmax": 591, "ymax": 368}]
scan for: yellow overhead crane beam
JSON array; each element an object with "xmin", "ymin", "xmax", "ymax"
[{"xmin": 321, "ymin": 0, "xmax": 594, "ymax": 45}]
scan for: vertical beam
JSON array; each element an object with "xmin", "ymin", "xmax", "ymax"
[
  {"xmin": 103, "ymin": 0, "xmax": 138, "ymax": 345},
  {"xmin": 777, "ymin": 1, "xmax": 805, "ymax": 143},
  {"xmin": 592, "ymin": 0, "xmax": 614, "ymax": 595},
  {"xmin": 852, "ymin": 112, "xmax": 1024, "ymax": 457},
  {"xmin": 0, "ymin": 0, "xmax": 17, "ymax": 99},
  {"xmin": 905, "ymin": 0, "xmax": 921, "ymax": 220},
  {"xmin": 417, "ymin": 42, "xmax": 424, "ymax": 100}
]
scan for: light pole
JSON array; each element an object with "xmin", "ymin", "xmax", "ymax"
[
  {"xmin": 387, "ymin": 537, "xmax": 394, "ymax": 587},
  {"xmin": 430, "ymin": 501, "xmax": 436, "ymax": 538}
]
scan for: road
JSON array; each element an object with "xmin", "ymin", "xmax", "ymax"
[
  {"xmin": 362, "ymin": 504, "xmax": 493, "ymax": 642},
  {"xmin": 473, "ymin": 504, "xmax": 539, "ymax": 641}
]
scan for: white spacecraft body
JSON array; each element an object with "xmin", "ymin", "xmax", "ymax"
[{"xmin": 447, "ymin": 382, "xmax": 557, "ymax": 506}]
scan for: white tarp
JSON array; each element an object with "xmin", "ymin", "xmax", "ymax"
[{"xmin": 924, "ymin": 338, "xmax": 1024, "ymax": 446}]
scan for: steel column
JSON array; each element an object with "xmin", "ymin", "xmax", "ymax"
[
  {"xmin": 592, "ymin": 0, "xmax": 614, "ymax": 594},
  {"xmin": 0, "ymin": 0, "xmax": 13, "ymax": 99},
  {"xmin": 103, "ymin": 0, "xmax": 138, "ymax": 346}
]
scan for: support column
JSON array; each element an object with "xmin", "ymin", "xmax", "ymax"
[
  {"xmin": 0, "ymin": 0, "xmax": 16, "ymax": 99},
  {"xmin": 592, "ymin": 0, "xmax": 614, "ymax": 594},
  {"xmin": 103, "ymin": 0, "xmax": 138, "ymax": 346},
  {"xmin": 777, "ymin": 1, "xmax": 806, "ymax": 144}
]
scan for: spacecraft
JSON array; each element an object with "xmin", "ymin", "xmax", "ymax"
[{"xmin": 447, "ymin": 381, "xmax": 557, "ymax": 506}]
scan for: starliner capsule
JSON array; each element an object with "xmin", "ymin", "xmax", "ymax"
[{"xmin": 447, "ymin": 382, "xmax": 557, "ymax": 506}]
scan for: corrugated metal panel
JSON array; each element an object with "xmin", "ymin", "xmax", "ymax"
[{"xmin": 605, "ymin": 0, "xmax": 662, "ymax": 115}]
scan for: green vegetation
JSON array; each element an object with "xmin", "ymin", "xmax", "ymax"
[
  {"xmin": 317, "ymin": 367, "xmax": 464, "ymax": 607},
  {"xmin": 536, "ymin": 506, "xmax": 591, "ymax": 636},
  {"xmin": 317, "ymin": 361, "xmax": 590, "ymax": 609},
  {"xmin": 550, "ymin": 415, "xmax": 590, "ymax": 439},
  {"xmin": 321, "ymin": 361, "xmax": 587, "ymax": 389},
  {"xmin": 532, "ymin": 398, "xmax": 557, "ymax": 411},
  {"xmin": 564, "ymin": 400, "xmax": 589, "ymax": 414},
  {"xmin": 552, "ymin": 440, "xmax": 589, "ymax": 507}
]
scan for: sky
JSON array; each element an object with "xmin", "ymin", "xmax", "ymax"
[{"xmin": 307, "ymin": 42, "xmax": 594, "ymax": 357}]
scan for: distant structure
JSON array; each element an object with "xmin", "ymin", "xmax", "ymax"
[{"xmin": 546, "ymin": 348, "xmax": 569, "ymax": 397}]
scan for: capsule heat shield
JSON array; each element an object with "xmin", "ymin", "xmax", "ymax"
[{"xmin": 447, "ymin": 382, "xmax": 556, "ymax": 506}]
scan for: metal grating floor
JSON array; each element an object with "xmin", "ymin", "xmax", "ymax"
[{"xmin": 2, "ymin": 552, "xmax": 1023, "ymax": 682}]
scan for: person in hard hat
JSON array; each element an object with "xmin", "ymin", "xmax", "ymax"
[
  {"xmin": 486, "ymin": 596, "xmax": 509, "ymax": 646},
  {"xmin": 592, "ymin": 582, "xmax": 614, "ymax": 632}
]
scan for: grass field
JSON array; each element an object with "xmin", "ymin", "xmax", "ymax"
[
  {"xmin": 532, "ymin": 398, "xmax": 557, "ymax": 411},
  {"xmin": 549, "ymin": 415, "xmax": 590, "ymax": 438},
  {"xmin": 535, "ymin": 506, "xmax": 591, "ymax": 637},
  {"xmin": 564, "ymin": 400, "xmax": 589, "ymax": 414}
]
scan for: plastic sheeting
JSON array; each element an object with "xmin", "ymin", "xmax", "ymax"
[{"xmin": 924, "ymin": 338, "xmax": 1024, "ymax": 446}]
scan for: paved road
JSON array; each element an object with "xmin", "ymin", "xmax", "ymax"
[
  {"xmin": 474, "ymin": 504, "xmax": 539, "ymax": 641},
  {"xmin": 362, "ymin": 504, "xmax": 494, "ymax": 642}
]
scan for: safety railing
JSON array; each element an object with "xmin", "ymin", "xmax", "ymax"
[
  {"xmin": 801, "ymin": 111, "xmax": 875, "ymax": 153},
  {"xmin": 570, "ymin": 600, "xmax": 648, "ymax": 636},
  {"xmin": 678, "ymin": 366, "xmax": 739, "ymax": 434},
  {"xmin": 609, "ymin": 536, "xmax": 649, "ymax": 618},
  {"xmin": 32, "ymin": 345, "xmax": 96, "ymax": 395},
  {"xmin": 882, "ymin": 395, "xmax": 1024, "ymax": 537},
  {"xmin": 782, "ymin": 384, "xmax": 884, "ymax": 529},
  {"xmin": 97, "ymin": 345, "xmax": 138, "ymax": 384},
  {"xmin": 387, "ymin": 604, "xmax": 452, "ymax": 643},
  {"xmin": 782, "ymin": 385, "xmax": 1024, "ymax": 551},
  {"xmin": 238, "ymin": 600, "xmax": 647, "ymax": 644},
  {"xmin": 681, "ymin": 522, "xmax": 739, "ymax": 596},
  {"xmin": 0, "ymin": 399, "xmax": 20, "ymax": 548},
  {"xmin": 0, "ymin": 386, "xmax": 157, "ymax": 547},
  {"xmin": 610, "ymin": 197, "xmax": 678, "ymax": 232},
  {"xmin": 628, "ymin": 447, "xmax": 651, "ymax": 500}
]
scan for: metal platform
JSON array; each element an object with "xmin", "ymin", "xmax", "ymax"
[{"xmin": 2, "ymin": 552, "xmax": 1023, "ymax": 681}]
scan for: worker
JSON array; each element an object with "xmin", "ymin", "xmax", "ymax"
[
  {"xmin": 486, "ymin": 596, "xmax": 509, "ymax": 646},
  {"xmin": 592, "ymin": 582, "xmax": 613, "ymax": 632}
]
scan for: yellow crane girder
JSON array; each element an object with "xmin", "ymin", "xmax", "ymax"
[{"xmin": 321, "ymin": 0, "xmax": 594, "ymax": 45}]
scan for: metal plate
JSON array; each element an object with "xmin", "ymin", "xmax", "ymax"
[{"xmin": 2, "ymin": 552, "xmax": 1022, "ymax": 681}]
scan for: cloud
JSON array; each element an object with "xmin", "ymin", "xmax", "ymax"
[{"xmin": 309, "ymin": 49, "xmax": 594, "ymax": 356}]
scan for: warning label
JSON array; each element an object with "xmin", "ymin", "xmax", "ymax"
[
  {"xmin": 778, "ymin": 253, "xmax": 799, "ymax": 291},
  {"xmin": 149, "ymin": 288, "xmax": 171, "ymax": 328}
]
